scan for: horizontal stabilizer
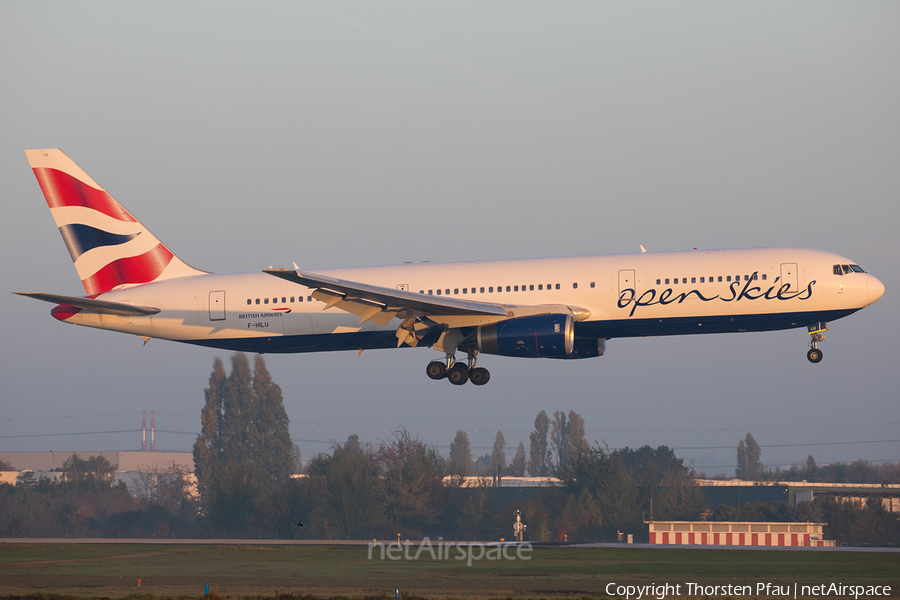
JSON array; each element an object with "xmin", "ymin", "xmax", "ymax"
[{"xmin": 14, "ymin": 292, "xmax": 160, "ymax": 316}]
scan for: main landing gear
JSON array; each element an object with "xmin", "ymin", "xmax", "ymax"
[
  {"xmin": 426, "ymin": 353, "xmax": 490, "ymax": 386},
  {"xmin": 806, "ymin": 321, "xmax": 827, "ymax": 363}
]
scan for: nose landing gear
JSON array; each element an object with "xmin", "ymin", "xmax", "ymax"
[{"xmin": 807, "ymin": 322, "xmax": 827, "ymax": 363}]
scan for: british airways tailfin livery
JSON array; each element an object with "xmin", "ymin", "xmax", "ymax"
[{"xmin": 17, "ymin": 149, "xmax": 885, "ymax": 386}]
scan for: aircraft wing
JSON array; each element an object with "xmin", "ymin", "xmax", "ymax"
[
  {"xmin": 15, "ymin": 292, "xmax": 161, "ymax": 316},
  {"xmin": 263, "ymin": 267, "xmax": 508, "ymax": 324},
  {"xmin": 263, "ymin": 267, "xmax": 590, "ymax": 348}
]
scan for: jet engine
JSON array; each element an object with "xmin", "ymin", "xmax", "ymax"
[{"xmin": 477, "ymin": 314, "xmax": 574, "ymax": 358}]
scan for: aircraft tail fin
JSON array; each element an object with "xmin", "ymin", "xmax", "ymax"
[{"xmin": 24, "ymin": 149, "xmax": 205, "ymax": 295}]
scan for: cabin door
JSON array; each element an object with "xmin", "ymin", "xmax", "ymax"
[
  {"xmin": 209, "ymin": 291, "xmax": 226, "ymax": 321},
  {"xmin": 780, "ymin": 264, "xmax": 798, "ymax": 293},
  {"xmin": 618, "ymin": 270, "xmax": 636, "ymax": 295}
]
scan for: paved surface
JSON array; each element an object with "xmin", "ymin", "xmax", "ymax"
[{"xmin": 1, "ymin": 538, "xmax": 899, "ymax": 552}]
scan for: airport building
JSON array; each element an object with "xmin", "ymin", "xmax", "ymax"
[
  {"xmin": 696, "ymin": 479, "xmax": 900, "ymax": 512},
  {"xmin": 647, "ymin": 520, "xmax": 834, "ymax": 547},
  {"xmin": 0, "ymin": 451, "xmax": 195, "ymax": 493}
]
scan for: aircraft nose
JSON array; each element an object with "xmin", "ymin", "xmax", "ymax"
[{"xmin": 867, "ymin": 275, "xmax": 885, "ymax": 305}]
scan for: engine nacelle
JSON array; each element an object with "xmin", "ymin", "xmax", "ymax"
[
  {"xmin": 477, "ymin": 314, "xmax": 574, "ymax": 358},
  {"xmin": 551, "ymin": 337, "xmax": 607, "ymax": 359}
]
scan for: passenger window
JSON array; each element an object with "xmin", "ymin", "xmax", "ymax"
[
  {"xmin": 256, "ymin": 298, "xmax": 260, "ymax": 304},
  {"xmin": 744, "ymin": 275, "xmax": 749, "ymax": 281},
  {"xmin": 299, "ymin": 296, "xmax": 303, "ymax": 302},
  {"xmin": 428, "ymin": 290, "xmax": 433, "ymax": 295},
  {"xmin": 718, "ymin": 276, "xmax": 723, "ymax": 282},
  {"xmin": 726, "ymin": 276, "xmax": 731, "ymax": 282},
  {"xmin": 454, "ymin": 288, "xmax": 459, "ymax": 295},
  {"xmin": 489, "ymin": 287, "xmax": 493, "ymax": 293},
  {"xmin": 762, "ymin": 274, "xmax": 766, "ymax": 280},
  {"xmin": 539, "ymin": 284, "xmax": 543, "ymax": 290},
  {"xmin": 573, "ymin": 282, "xmax": 578, "ymax": 289},
  {"xmin": 246, "ymin": 299, "xmax": 251, "ymax": 305},
  {"xmin": 462, "ymin": 288, "xmax": 467, "ymax": 294},
  {"xmin": 700, "ymin": 277, "xmax": 705, "ymax": 283},
  {"xmin": 264, "ymin": 298, "xmax": 269, "ymax": 304},
  {"xmin": 307, "ymin": 296, "xmax": 312, "ymax": 301},
  {"xmin": 445, "ymin": 289, "xmax": 450, "ymax": 295},
  {"xmin": 436, "ymin": 289, "xmax": 441, "ymax": 295},
  {"xmin": 480, "ymin": 287, "xmax": 485, "ymax": 293},
  {"xmin": 656, "ymin": 279, "xmax": 661, "ymax": 285},
  {"xmin": 530, "ymin": 284, "xmax": 535, "ymax": 291},
  {"xmin": 752, "ymin": 274, "xmax": 758, "ymax": 281},
  {"xmin": 665, "ymin": 279, "xmax": 670, "ymax": 285},
  {"xmin": 590, "ymin": 282, "xmax": 595, "ymax": 288},
  {"xmin": 691, "ymin": 277, "xmax": 696, "ymax": 284},
  {"xmin": 514, "ymin": 285, "xmax": 519, "ymax": 292},
  {"xmin": 507, "ymin": 286, "xmax": 511, "ymax": 292},
  {"xmin": 555, "ymin": 283, "xmax": 560, "ymax": 290},
  {"xmin": 290, "ymin": 297, "xmax": 295, "ymax": 302},
  {"xmin": 282, "ymin": 297, "xmax": 286, "ymax": 303}
]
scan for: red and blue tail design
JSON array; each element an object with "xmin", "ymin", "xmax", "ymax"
[{"xmin": 25, "ymin": 149, "xmax": 204, "ymax": 295}]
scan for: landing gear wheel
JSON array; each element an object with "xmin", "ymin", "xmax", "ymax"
[
  {"xmin": 807, "ymin": 348, "xmax": 823, "ymax": 363},
  {"xmin": 447, "ymin": 363, "xmax": 469, "ymax": 385},
  {"xmin": 426, "ymin": 361, "xmax": 447, "ymax": 380},
  {"xmin": 469, "ymin": 367, "xmax": 490, "ymax": 386}
]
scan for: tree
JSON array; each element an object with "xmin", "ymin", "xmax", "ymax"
[
  {"xmin": 490, "ymin": 431, "xmax": 506, "ymax": 472},
  {"xmin": 455, "ymin": 478, "xmax": 496, "ymax": 539},
  {"xmin": 448, "ymin": 430, "xmax": 472, "ymax": 477},
  {"xmin": 0, "ymin": 458, "xmax": 14, "ymax": 471},
  {"xmin": 60, "ymin": 453, "xmax": 115, "ymax": 486},
  {"xmin": 551, "ymin": 410, "xmax": 589, "ymax": 476},
  {"xmin": 736, "ymin": 433, "xmax": 763, "ymax": 479},
  {"xmin": 652, "ymin": 469, "xmax": 705, "ymax": 521},
  {"xmin": 377, "ymin": 429, "xmax": 446, "ymax": 534},
  {"xmin": 528, "ymin": 410, "xmax": 551, "ymax": 476},
  {"xmin": 134, "ymin": 461, "xmax": 196, "ymax": 513},
  {"xmin": 473, "ymin": 453, "xmax": 492, "ymax": 476},
  {"xmin": 251, "ymin": 355, "xmax": 294, "ymax": 487},
  {"xmin": 307, "ymin": 435, "xmax": 384, "ymax": 538},
  {"xmin": 565, "ymin": 445, "xmax": 640, "ymax": 531},
  {"xmin": 193, "ymin": 353, "xmax": 293, "ymax": 526},
  {"xmin": 510, "ymin": 442, "xmax": 527, "ymax": 477}
]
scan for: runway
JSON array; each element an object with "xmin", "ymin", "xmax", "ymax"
[{"xmin": 2, "ymin": 538, "xmax": 899, "ymax": 552}]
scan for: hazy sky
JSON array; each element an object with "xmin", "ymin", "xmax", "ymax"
[{"xmin": 2, "ymin": 1, "xmax": 898, "ymax": 475}]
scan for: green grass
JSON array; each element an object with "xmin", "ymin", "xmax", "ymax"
[{"xmin": 0, "ymin": 543, "xmax": 897, "ymax": 599}]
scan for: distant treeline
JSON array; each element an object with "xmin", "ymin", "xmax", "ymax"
[{"xmin": 1, "ymin": 354, "xmax": 896, "ymax": 546}]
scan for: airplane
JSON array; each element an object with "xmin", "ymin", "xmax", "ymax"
[{"xmin": 17, "ymin": 149, "xmax": 885, "ymax": 386}]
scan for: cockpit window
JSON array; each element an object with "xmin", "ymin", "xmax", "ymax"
[
  {"xmin": 842, "ymin": 264, "xmax": 852, "ymax": 274},
  {"xmin": 833, "ymin": 265, "xmax": 843, "ymax": 276},
  {"xmin": 850, "ymin": 264, "xmax": 865, "ymax": 273}
]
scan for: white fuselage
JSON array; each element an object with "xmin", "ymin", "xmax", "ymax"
[{"xmin": 56, "ymin": 246, "xmax": 883, "ymax": 355}]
